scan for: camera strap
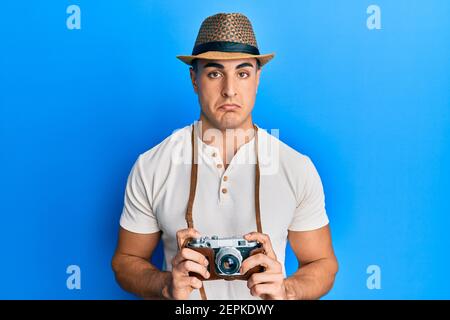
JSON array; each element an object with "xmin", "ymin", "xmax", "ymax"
[{"xmin": 185, "ymin": 123, "xmax": 263, "ymax": 300}]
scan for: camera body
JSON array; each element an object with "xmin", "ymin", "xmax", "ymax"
[{"xmin": 185, "ymin": 236, "xmax": 265, "ymax": 281}]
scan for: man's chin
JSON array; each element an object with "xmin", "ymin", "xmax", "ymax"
[
  {"xmin": 217, "ymin": 118, "xmax": 244, "ymax": 130},
  {"xmin": 200, "ymin": 111, "xmax": 249, "ymax": 131}
]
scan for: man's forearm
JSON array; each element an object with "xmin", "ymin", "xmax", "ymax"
[
  {"xmin": 283, "ymin": 258, "xmax": 338, "ymax": 300},
  {"xmin": 112, "ymin": 254, "xmax": 171, "ymax": 299}
]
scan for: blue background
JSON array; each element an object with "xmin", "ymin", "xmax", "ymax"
[{"xmin": 1, "ymin": 0, "xmax": 449, "ymax": 299}]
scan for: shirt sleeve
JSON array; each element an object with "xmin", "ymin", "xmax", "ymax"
[
  {"xmin": 119, "ymin": 155, "xmax": 160, "ymax": 234},
  {"xmin": 288, "ymin": 156, "xmax": 329, "ymax": 231}
]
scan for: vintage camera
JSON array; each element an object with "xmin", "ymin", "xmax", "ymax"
[{"xmin": 185, "ymin": 236, "xmax": 265, "ymax": 281}]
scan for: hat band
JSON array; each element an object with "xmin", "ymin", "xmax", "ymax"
[{"xmin": 192, "ymin": 41, "xmax": 260, "ymax": 56}]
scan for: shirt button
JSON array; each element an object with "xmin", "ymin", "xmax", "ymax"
[
  {"xmin": 222, "ymin": 188, "xmax": 228, "ymax": 194},
  {"xmin": 223, "ymin": 176, "xmax": 228, "ymax": 181},
  {"xmin": 217, "ymin": 164, "xmax": 223, "ymax": 169},
  {"xmin": 212, "ymin": 152, "xmax": 217, "ymax": 157}
]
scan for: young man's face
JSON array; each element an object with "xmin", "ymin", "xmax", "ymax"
[{"xmin": 190, "ymin": 58, "xmax": 261, "ymax": 130}]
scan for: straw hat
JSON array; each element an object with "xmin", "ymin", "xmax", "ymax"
[{"xmin": 177, "ymin": 13, "xmax": 275, "ymax": 67}]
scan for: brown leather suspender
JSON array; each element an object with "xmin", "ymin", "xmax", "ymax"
[
  {"xmin": 184, "ymin": 123, "xmax": 262, "ymax": 300},
  {"xmin": 185, "ymin": 124, "xmax": 198, "ymax": 230},
  {"xmin": 253, "ymin": 124, "xmax": 263, "ymax": 234}
]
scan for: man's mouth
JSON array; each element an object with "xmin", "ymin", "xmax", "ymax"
[{"xmin": 218, "ymin": 104, "xmax": 241, "ymax": 111}]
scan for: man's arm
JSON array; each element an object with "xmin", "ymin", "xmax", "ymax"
[
  {"xmin": 284, "ymin": 225, "xmax": 338, "ymax": 300},
  {"xmin": 111, "ymin": 227, "xmax": 170, "ymax": 299}
]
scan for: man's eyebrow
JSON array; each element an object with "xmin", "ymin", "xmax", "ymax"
[
  {"xmin": 202, "ymin": 62, "xmax": 255, "ymax": 70},
  {"xmin": 235, "ymin": 62, "xmax": 254, "ymax": 69},
  {"xmin": 203, "ymin": 62, "xmax": 224, "ymax": 69}
]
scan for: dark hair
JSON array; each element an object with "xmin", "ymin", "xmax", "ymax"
[
  {"xmin": 190, "ymin": 58, "xmax": 261, "ymax": 72},
  {"xmin": 191, "ymin": 59, "xmax": 199, "ymax": 72}
]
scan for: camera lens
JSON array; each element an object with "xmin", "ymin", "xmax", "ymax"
[
  {"xmin": 216, "ymin": 247, "xmax": 243, "ymax": 275},
  {"xmin": 220, "ymin": 255, "xmax": 239, "ymax": 274}
]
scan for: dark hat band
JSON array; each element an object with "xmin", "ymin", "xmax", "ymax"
[{"xmin": 192, "ymin": 41, "xmax": 260, "ymax": 56}]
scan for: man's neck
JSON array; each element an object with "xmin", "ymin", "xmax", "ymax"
[{"xmin": 198, "ymin": 115, "xmax": 255, "ymax": 166}]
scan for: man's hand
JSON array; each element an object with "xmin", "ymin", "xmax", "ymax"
[
  {"xmin": 162, "ymin": 228, "xmax": 210, "ymax": 300},
  {"xmin": 240, "ymin": 232, "xmax": 287, "ymax": 300}
]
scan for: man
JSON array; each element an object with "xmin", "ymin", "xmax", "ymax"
[{"xmin": 112, "ymin": 12, "xmax": 338, "ymax": 300}]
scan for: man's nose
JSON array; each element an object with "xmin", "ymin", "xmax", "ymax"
[{"xmin": 221, "ymin": 76, "xmax": 237, "ymax": 97}]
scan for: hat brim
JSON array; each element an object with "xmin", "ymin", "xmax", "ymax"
[{"xmin": 176, "ymin": 51, "xmax": 275, "ymax": 67}]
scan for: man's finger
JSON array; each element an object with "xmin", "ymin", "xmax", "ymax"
[
  {"xmin": 247, "ymin": 272, "xmax": 284, "ymax": 289},
  {"xmin": 244, "ymin": 232, "xmax": 277, "ymax": 260},
  {"xmin": 250, "ymin": 283, "xmax": 278, "ymax": 298},
  {"xmin": 240, "ymin": 253, "xmax": 281, "ymax": 275},
  {"xmin": 172, "ymin": 248, "xmax": 209, "ymax": 267},
  {"xmin": 176, "ymin": 228, "xmax": 201, "ymax": 250},
  {"xmin": 176, "ymin": 260, "xmax": 210, "ymax": 279},
  {"xmin": 189, "ymin": 276, "xmax": 203, "ymax": 289}
]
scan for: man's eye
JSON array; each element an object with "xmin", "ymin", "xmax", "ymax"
[
  {"xmin": 238, "ymin": 72, "xmax": 250, "ymax": 78},
  {"xmin": 208, "ymin": 71, "xmax": 222, "ymax": 78}
]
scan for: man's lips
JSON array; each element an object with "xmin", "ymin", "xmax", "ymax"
[{"xmin": 218, "ymin": 104, "xmax": 241, "ymax": 111}]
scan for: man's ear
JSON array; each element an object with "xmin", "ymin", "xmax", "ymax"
[{"xmin": 189, "ymin": 68, "xmax": 198, "ymax": 94}]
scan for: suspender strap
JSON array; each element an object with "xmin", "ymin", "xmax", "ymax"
[
  {"xmin": 254, "ymin": 125, "xmax": 262, "ymax": 234},
  {"xmin": 185, "ymin": 123, "xmax": 198, "ymax": 229}
]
